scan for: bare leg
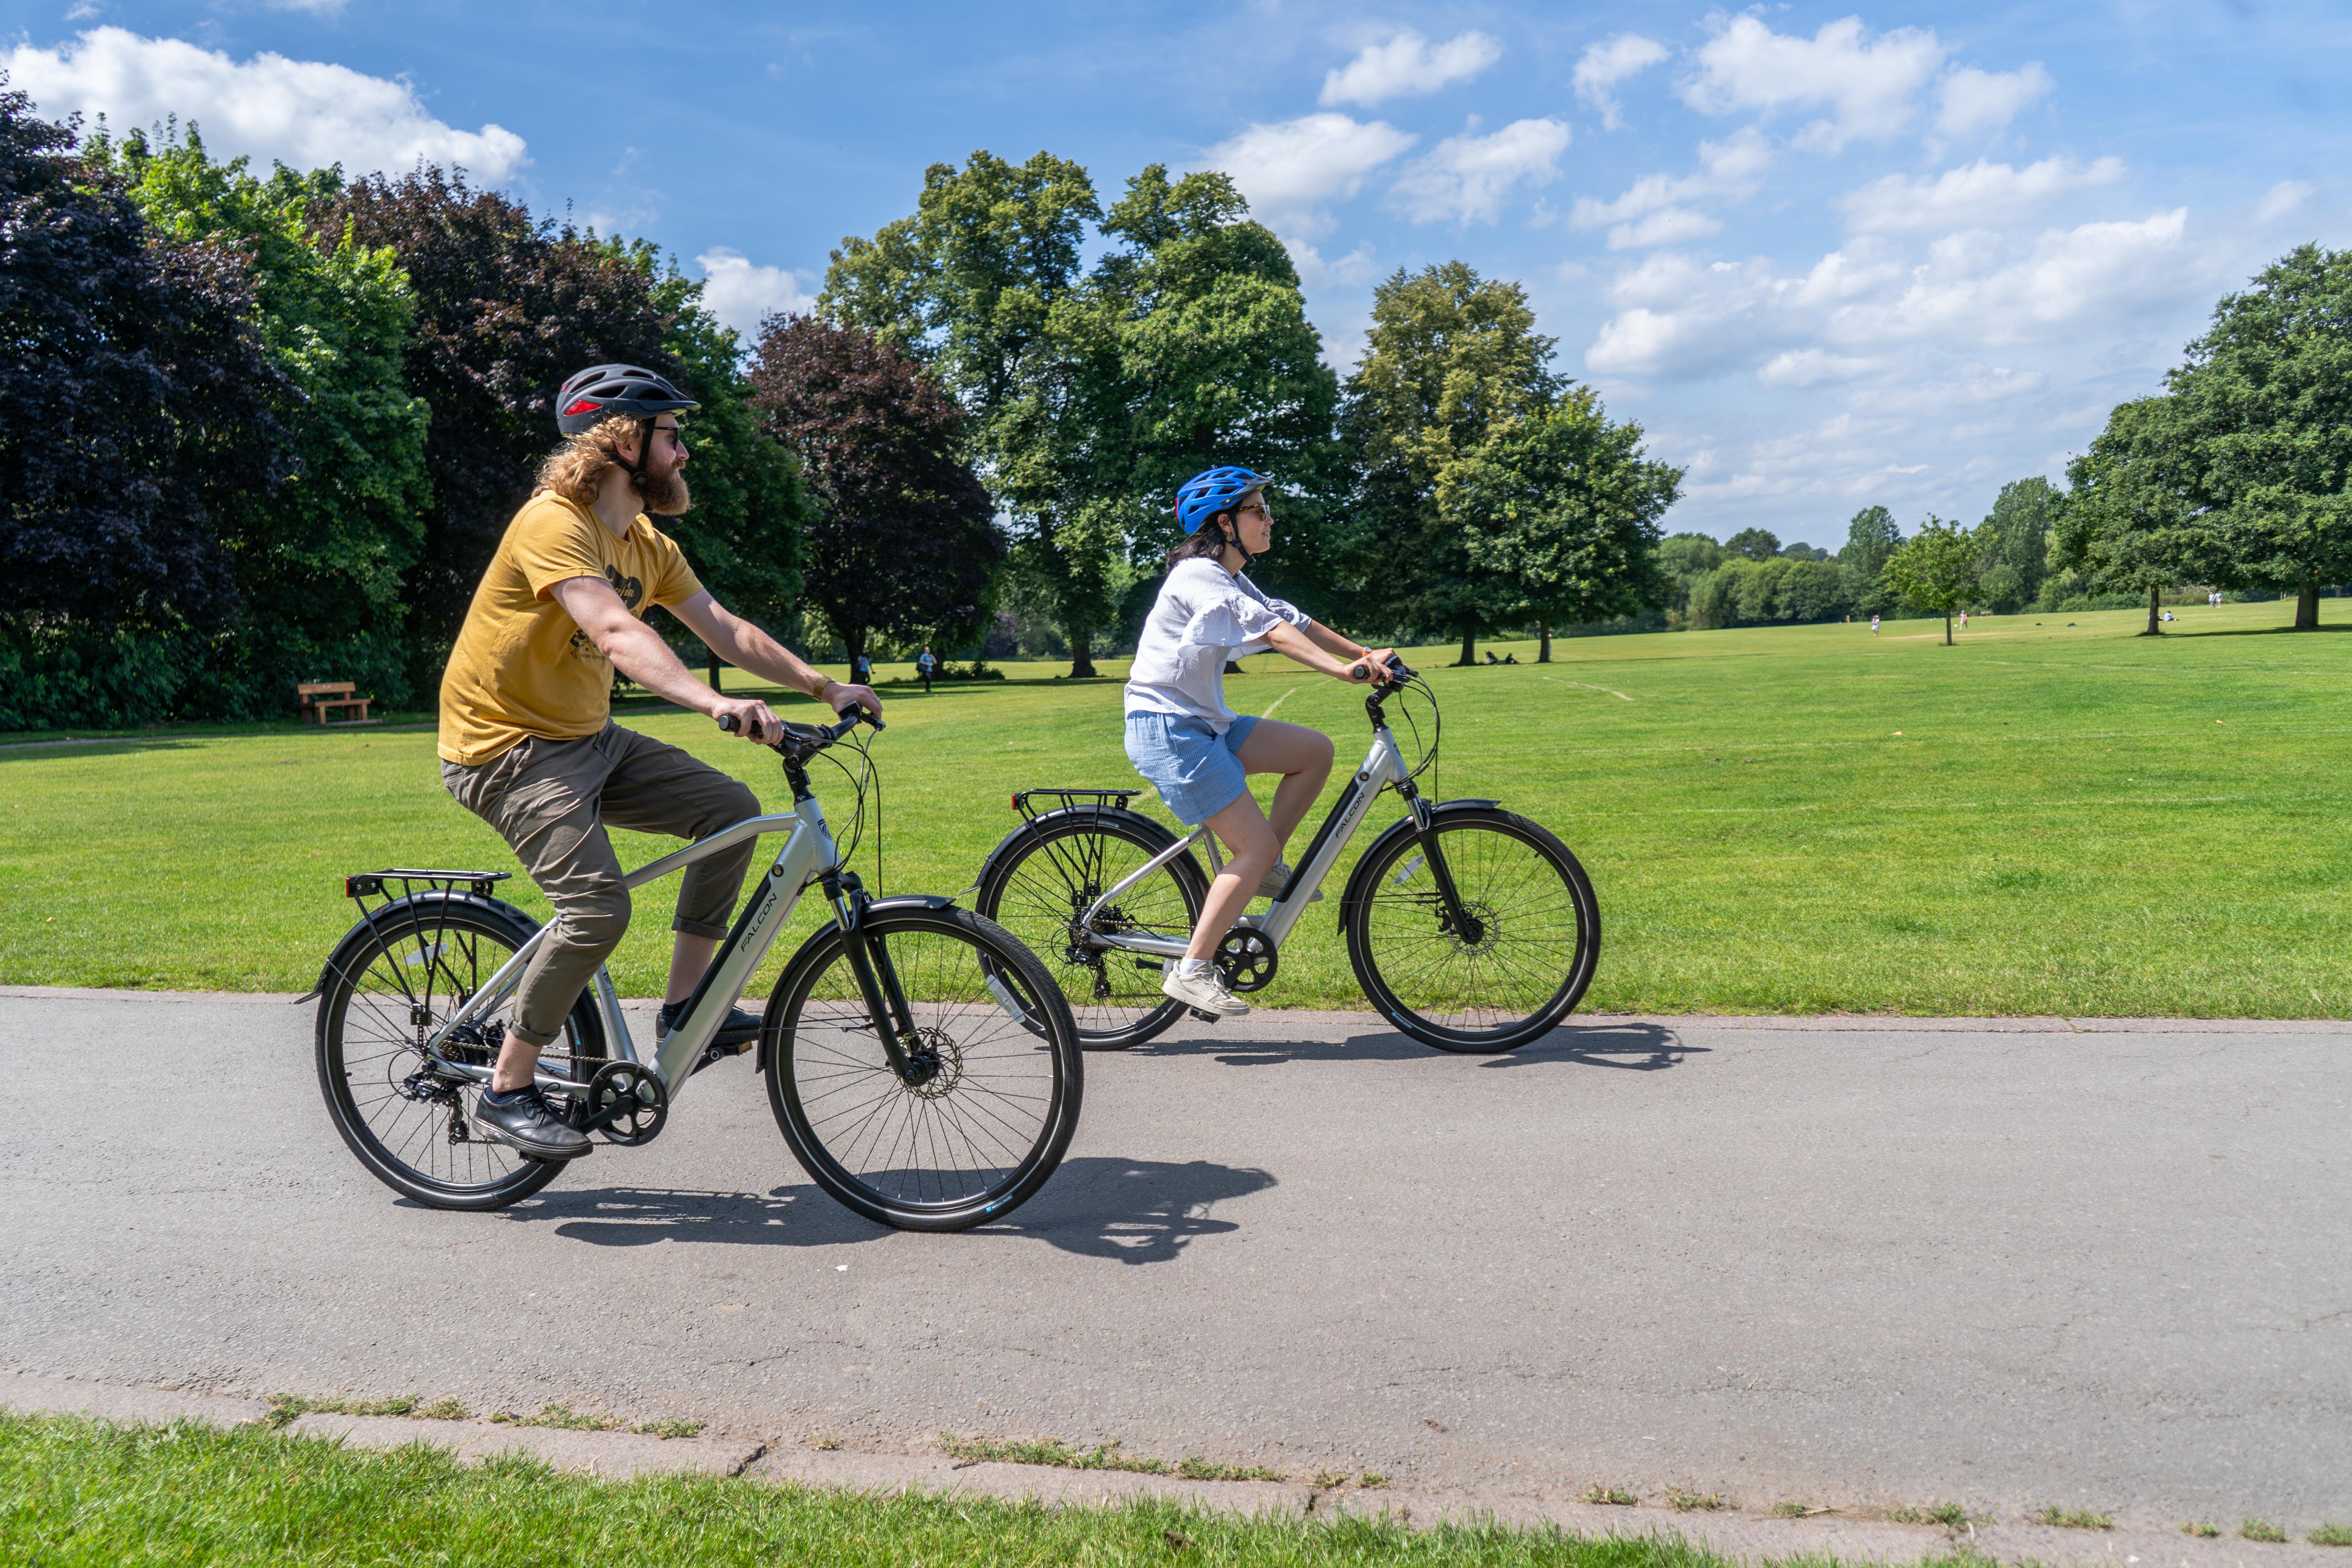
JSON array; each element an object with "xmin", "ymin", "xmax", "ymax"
[
  {"xmin": 1234, "ymin": 719, "xmax": 1334, "ymax": 855},
  {"xmin": 1186, "ymin": 791, "xmax": 1279, "ymax": 964}
]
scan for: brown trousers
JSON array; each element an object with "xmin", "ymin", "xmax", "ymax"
[{"xmin": 442, "ymin": 723, "xmax": 760, "ymax": 1048}]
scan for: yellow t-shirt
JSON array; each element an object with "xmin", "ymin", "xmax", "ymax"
[{"xmin": 437, "ymin": 493, "xmax": 703, "ymax": 765}]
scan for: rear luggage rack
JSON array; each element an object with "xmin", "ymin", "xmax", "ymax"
[
  {"xmin": 1011, "ymin": 787, "xmax": 1138, "ymax": 823},
  {"xmin": 344, "ymin": 868, "xmax": 512, "ymax": 901}
]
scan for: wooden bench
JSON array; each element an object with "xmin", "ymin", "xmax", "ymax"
[{"xmin": 297, "ymin": 682, "xmax": 374, "ymax": 725}]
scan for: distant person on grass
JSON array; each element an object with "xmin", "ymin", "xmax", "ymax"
[
  {"xmin": 916, "ymin": 646, "xmax": 937, "ymax": 693},
  {"xmin": 436, "ymin": 364, "xmax": 880, "ymax": 1163},
  {"xmin": 1123, "ymin": 466, "xmax": 1396, "ymax": 1020}
]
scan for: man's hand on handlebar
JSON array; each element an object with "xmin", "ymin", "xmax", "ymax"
[
  {"xmin": 711, "ymin": 695, "xmax": 782, "ymax": 742},
  {"xmin": 826, "ymin": 682, "xmax": 881, "ymax": 719}
]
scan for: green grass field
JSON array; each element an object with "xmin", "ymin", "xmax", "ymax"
[
  {"xmin": 0, "ymin": 1411, "xmax": 1751, "ymax": 1568},
  {"xmin": 4, "ymin": 599, "xmax": 2348, "ymax": 1016}
]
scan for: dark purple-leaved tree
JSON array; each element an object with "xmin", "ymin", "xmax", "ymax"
[
  {"xmin": 748, "ymin": 315, "xmax": 1000, "ymax": 666},
  {"xmin": 322, "ymin": 168, "xmax": 678, "ymax": 683},
  {"xmin": 0, "ymin": 83, "xmax": 291, "ymax": 728}
]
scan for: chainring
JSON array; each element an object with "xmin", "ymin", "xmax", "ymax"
[
  {"xmin": 584, "ymin": 1060, "xmax": 669, "ymax": 1146},
  {"xmin": 1214, "ymin": 927, "xmax": 1280, "ymax": 994}
]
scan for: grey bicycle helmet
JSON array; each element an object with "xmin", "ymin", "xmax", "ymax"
[{"xmin": 555, "ymin": 363, "xmax": 699, "ymax": 435}]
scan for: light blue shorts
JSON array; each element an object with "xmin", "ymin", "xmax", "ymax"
[{"xmin": 1124, "ymin": 712, "xmax": 1261, "ymax": 826}]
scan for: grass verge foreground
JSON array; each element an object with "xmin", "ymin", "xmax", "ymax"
[{"xmin": 0, "ymin": 1410, "xmax": 1793, "ymax": 1568}]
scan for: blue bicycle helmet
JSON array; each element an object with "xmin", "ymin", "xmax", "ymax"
[{"xmin": 1173, "ymin": 466, "xmax": 1272, "ymax": 535}]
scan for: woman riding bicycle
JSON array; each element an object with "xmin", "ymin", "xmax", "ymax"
[{"xmin": 1125, "ymin": 466, "xmax": 1395, "ymax": 1019}]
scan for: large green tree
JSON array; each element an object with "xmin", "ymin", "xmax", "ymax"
[
  {"xmin": 1339, "ymin": 261, "xmax": 1561, "ymax": 664},
  {"xmin": 822, "ymin": 151, "xmax": 1103, "ymax": 670},
  {"xmin": 2057, "ymin": 396, "xmax": 2218, "ymax": 636},
  {"xmin": 1056, "ymin": 165, "xmax": 1342, "ymax": 633},
  {"xmin": 99, "ymin": 126, "xmax": 432, "ymax": 716},
  {"xmin": 2165, "ymin": 244, "xmax": 2352, "ymax": 628},
  {"xmin": 1448, "ymin": 390, "xmax": 1682, "ymax": 661}
]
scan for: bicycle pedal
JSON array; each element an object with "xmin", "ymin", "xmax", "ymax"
[{"xmin": 1186, "ymin": 1006, "xmax": 1222, "ymax": 1025}]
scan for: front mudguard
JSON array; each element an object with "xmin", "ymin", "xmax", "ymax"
[{"xmin": 1336, "ymin": 798, "xmax": 1501, "ymax": 931}]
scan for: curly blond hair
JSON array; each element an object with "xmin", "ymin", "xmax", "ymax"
[{"xmin": 533, "ymin": 414, "xmax": 646, "ymax": 507}]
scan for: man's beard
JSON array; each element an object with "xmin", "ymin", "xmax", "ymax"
[{"xmin": 635, "ymin": 463, "xmax": 691, "ymax": 516}]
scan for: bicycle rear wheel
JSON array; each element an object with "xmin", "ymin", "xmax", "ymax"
[
  {"xmin": 765, "ymin": 906, "xmax": 1082, "ymax": 1231},
  {"xmin": 316, "ymin": 899, "xmax": 607, "ymax": 1210},
  {"xmin": 975, "ymin": 814, "xmax": 1206, "ymax": 1050},
  {"xmin": 1345, "ymin": 808, "xmax": 1600, "ymax": 1053}
]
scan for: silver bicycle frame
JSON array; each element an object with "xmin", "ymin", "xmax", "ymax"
[
  {"xmin": 419, "ymin": 793, "xmax": 840, "ymax": 1104},
  {"xmin": 1080, "ymin": 723, "xmax": 1413, "ymax": 958}
]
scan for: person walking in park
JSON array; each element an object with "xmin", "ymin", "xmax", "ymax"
[
  {"xmin": 915, "ymin": 645, "xmax": 937, "ymax": 693},
  {"xmin": 1122, "ymin": 467, "xmax": 1395, "ymax": 1020},
  {"xmin": 1871, "ymin": 613, "xmax": 1881, "ymax": 636},
  {"xmin": 851, "ymin": 649, "xmax": 873, "ymax": 686},
  {"xmin": 436, "ymin": 363, "xmax": 880, "ymax": 1162}
]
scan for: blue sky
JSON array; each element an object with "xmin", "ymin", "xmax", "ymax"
[{"xmin": 11, "ymin": 1, "xmax": 2352, "ymax": 548}]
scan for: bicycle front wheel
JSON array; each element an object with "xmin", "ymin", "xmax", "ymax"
[
  {"xmin": 316, "ymin": 899, "xmax": 607, "ymax": 1210},
  {"xmin": 975, "ymin": 814, "xmax": 1206, "ymax": 1051},
  {"xmin": 765, "ymin": 906, "xmax": 1082, "ymax": 1231},
  {"xmin": 1345, "ymin": 809, "xmax": 1600, "ymax": 1053}
]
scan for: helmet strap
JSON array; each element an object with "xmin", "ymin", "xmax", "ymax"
[
  {"xmin": 618, "ymin": 418, "xmax": 653, "ymax": 493},
  {"xmin": 1219, "ymin": 516, "xmax": 1254, "ymax": 572}
]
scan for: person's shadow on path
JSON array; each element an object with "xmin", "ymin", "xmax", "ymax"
[{"xmin": 500, "ymin": 1156, "xmax": 1274, "ymax": 1268}]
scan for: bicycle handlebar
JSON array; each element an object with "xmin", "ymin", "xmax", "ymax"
[{"xmin": 718, "ymin": 704, "xmax": 883, "ymax": 751}]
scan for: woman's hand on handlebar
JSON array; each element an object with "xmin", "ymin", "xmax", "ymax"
[
  {"xmin": 1337, "ymin": 646, "xmax": 1401, "ymax": 685},
  {"xmin": 712, "ymin": 696, "xmax": 781, "ymax": 742}
]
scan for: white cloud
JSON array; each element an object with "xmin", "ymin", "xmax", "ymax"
[
  {"xmin": 1570, "ymin": 127, "xmax": 1771, "ymax": 244},
  {"xmin": 1839, "ymin": 156, "xmax": 2127, "ymax": 234},
  {"xmin": 1286, "ymin": 239, "xmax": 1380, "ymax": 290},
  {"xmin": 1609, "ymin": 207, "xmax": 1722, "ymax": 250},
  {"xmin": 5, "ymin": 27, "xmax": 527, "ymax": 181},
  {"xmin": 1320, "ymin": 29, "xmax": 1501, "ymax": 108},
  {"xmin": 1586, "ymin": 208, "xmax": 2201, "ymax": 382},
  {"xmin": 694, "ymin": 249, "xmax": 816, "ymax": 343},
  {"xmin": 1935, "ymin": 63, "xmax": 2054, "ymax": 140},
  {"xmin": 1758, "ymin": 349, "xmax": 1885, "ymax": 387},
  {"xmin": 1680, "ymin": 14, "xmax": 1946, "ymax": 152},
  {"xmin": 2255, "ymin": 180, "xmax": 2316, "ymax": 222},
  {"xmin": 1206, "ymin": 113, "xmax": 1417, "ymax": 238},
  {"xmin": 1572, "ymin": 34, "xmax": 1669, "ymax": 131},
  {"xmin": 1390, "ymin": 117, "xmax": 1571, "ymax": 225}
]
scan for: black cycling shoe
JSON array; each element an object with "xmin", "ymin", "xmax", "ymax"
[
  {"xmin": 472, "ymin": 1086, "xmax": 591, "ymax": 1162},
  {"xmin": 658, "ymin": 1001, "xmax": 762, "ymax": 1047}
]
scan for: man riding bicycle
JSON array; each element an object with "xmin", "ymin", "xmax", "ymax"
[{"xmin": 437, "ymin": 363, "xmax": 878, "ymax": 1163}]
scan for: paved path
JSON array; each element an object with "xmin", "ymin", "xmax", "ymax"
[{"xmin": 3, "ymin": 990, "xmax": 2345, "ymax": 1532}]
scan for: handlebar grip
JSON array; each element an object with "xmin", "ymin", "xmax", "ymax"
[
  {"xmin": 859, "ymin": 705, "xmax": 886, "ymax": 732},
  {"xmin": 1349, "ymin": 662, "xmax": 1372, "ymax": 682},
  {"xmin": 717, "ymin": 713, "xmax": 739, "ymax": 733}
]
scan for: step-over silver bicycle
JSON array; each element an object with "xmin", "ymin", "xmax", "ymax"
[
  {"xmin": 312, "ymin": 710, "xmax": 1081, "ymax": 1230},
  {"xmin": 975, "ymin": 659, "xmax": 1601, "ymax": 1054}
]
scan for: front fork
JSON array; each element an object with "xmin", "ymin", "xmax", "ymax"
[
  {"xmin": 1395, "ymin": 779, "xmax": 1485, "ymax": 946},
  {"xmin": 822, "ymin": 870, "xmax": 935, "ymax": 1085}
]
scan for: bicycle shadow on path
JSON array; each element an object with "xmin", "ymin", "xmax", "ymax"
[
  {"xmin": 1134, "ymin": 1020, "xmax": 1694, "ymax": 1072},
  {"xmin": 502, "ymin": 1156, "xmax": 1274, "ymax": 1268}
]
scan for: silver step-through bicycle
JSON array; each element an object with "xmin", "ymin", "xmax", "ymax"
[
  {"xmin": 975, "ymin": 658, "xmax": 1601, "ymax": 1054},
  {"xmin": 312, "ymin": 709, "xmax": 1082, "ymax": 1231}
]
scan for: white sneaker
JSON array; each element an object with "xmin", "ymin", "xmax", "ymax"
[
  {"xmin": 1254, "ymin": 862, "xmax": 1323, "ymax": 902},
  {"xmin": 1163, "ymin": 967, "xmax": 1251, "ymax": 1016}
]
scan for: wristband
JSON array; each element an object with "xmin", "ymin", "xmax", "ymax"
[{"xmin": 811, "ymin": 675, "xmax": 839, "ymax": 702}]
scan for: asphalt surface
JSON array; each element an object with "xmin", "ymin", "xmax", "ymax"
[{"xmin": 4, "ymin": 989, "xmax": 2346, "ymax": 1530}]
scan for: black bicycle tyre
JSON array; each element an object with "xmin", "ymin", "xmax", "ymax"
[
  {"xmin": 764, "ymin": 906, "xmax": 1082, "ymax": 1231},
  {"xmin": 316, "ymin": 901, "xmax": 607, "ymax": 1211},
  {"xmin": 974, "ymin": 814, "xmax": 1207, "ymax": 1052},
  {"xmin": 1345, "ymin": 808, "xmax": 1600, "ymax": 1053}
]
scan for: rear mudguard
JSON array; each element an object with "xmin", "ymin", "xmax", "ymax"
[
  {"xmin": 975, "ymin": 804, "xmax": 1205, "ymax": 900},
  {"xmin": 305, "ymin": 890, "xmax": 541, "ymax": 1006},
  {"xmin": 1336, "ymin": 798, "xmax": 1500, "ymax": 931}
]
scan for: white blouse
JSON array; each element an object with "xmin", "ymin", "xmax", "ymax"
[{"xmin": 1123, "ymin": 558, "xmax": 1313, "ymax": 731}]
